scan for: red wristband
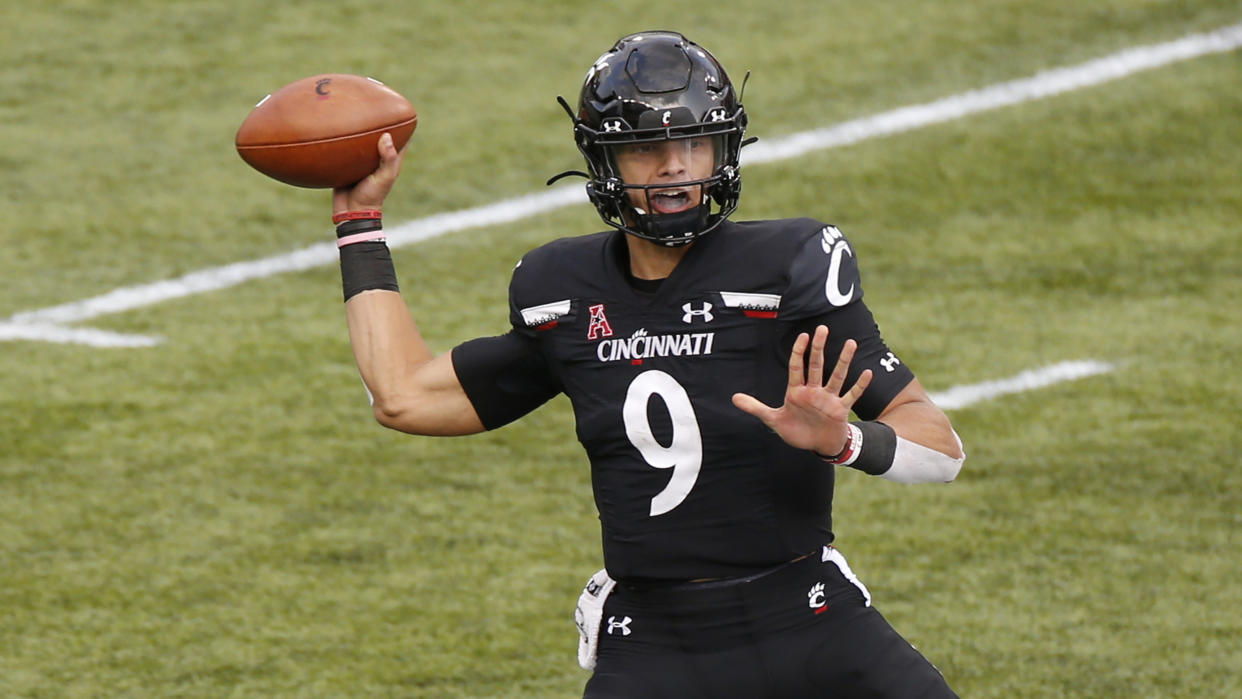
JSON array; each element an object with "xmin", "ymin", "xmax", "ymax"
[
  {"xmin": 332, "ymin": 209, "xmax": 383, "ymax": 224},
  {"xmin": 821, "ymin": 423, "xmax": 863, "ymax": 466}
]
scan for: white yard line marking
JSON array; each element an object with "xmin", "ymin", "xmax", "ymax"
[
  {"xmin": 3, "ymin": 187, "xmax": 585, "ymax": 346},
  {"xmin": 741, "ymin": 23, "xmax": 1242, "ymax": 163},
  {"xmin": 929, "ymin": 360, "xmax": 1115, "ymax": 410},
  {"xmin": 0, "ymin": 322, "xmax": 161, "ymax": 347},
  {"xmin": 5, "ymin": 22, "xmax": 1241, "ymax": 348}
]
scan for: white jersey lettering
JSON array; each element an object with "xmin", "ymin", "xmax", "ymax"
[{"xmin": 597, "ymin": 330, "xmax": 716, "ymax": 363}]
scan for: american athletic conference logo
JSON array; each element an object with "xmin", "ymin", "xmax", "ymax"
[{"xmin": 586, "ymin": 304, "xmax": 614, "ymax": 339}]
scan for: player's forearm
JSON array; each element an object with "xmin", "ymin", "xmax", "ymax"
[
  {"xmin": 876, "ymin": 399, "xmax": 963, "ymax": 460},
  {"xmin": 864, "ymin": 399, "xmax": 964, "ymax": 483},
  {"xmin": 343, "ymin": 291, "xmax": 489, "ymax": 436},
  {"xmin": 344, "ymin": 289, "xmax": 434, "ymax": 412}
]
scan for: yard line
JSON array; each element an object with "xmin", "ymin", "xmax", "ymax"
[
  {"xmin": 0, "ymin": 322, "xmax": 160, "ymax": 347},
  {"xmin": 741, "ymin": 22, "xmax": 1242, "ymax": 163},
  {"xmin": 5, "ymin": 22, "xmax": 1241, "ymax": 346},
  {"xmin": 5, "ymin": 187, "xmax": 585, "ymax": 330},
  {"xmin": 929, "ymin": 360, "xmax": 1115, "ymax": 410}
]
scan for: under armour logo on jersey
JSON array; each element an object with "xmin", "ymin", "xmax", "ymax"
[
  {"xmin": 587, "ymin": 304, "xmax": 614, "ymax": 340},
  {"xmin": 808, "ymin": 582, "xmax": 829, "ymax": 615},
  {"xmin": 606, "ymin": 616, "xmax": 632, "ymax": 636},
  {"xmin": 880, "ymin": 352, "xmax": 901, "ymax": 373},
  {"xmin": 681, "ymin": 301, "xmax": 714, "ymax": 324},
  {"xmin": 820, "ymin": 226, "xmax": 856, "ymax": 307}
]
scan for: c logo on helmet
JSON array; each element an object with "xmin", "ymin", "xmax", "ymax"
[{"xmin": 661, "ymin": 110, "xmax": 672, "ymax": 126}]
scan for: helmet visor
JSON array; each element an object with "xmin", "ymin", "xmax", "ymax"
[{"xmin": 606, "ymin": 135, "xmax": 722, "ymax": 215}]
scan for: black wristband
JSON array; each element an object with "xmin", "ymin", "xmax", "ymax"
[
  {"xmin": 340, "ymin": 241, "xmax": 399, "ymax": 301},
  {"xmin": 336, "ymin": 218, "xmax": 383, "ymax": 238},
  {"xmin": 849, "ymin": 421, "xmax": 898, "ymax": 476}
]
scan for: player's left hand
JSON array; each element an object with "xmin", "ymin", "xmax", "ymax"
[{"xmin": 731, "ymin": 325, "xmax": 872, "ymax": 458}]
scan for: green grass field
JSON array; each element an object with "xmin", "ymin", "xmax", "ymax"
[{"xmin": 3, "ymin": 1, "xmax": 1241, "ymax": 696}]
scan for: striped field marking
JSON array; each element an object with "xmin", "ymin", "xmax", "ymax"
[{"xmin": 929, "ymin": 360, "xmax": 1115, "ymax": 410}]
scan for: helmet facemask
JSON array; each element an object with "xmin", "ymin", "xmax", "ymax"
[{"xmin": 594, "ymin": 133, "xmax": 733, "ymax": 247}]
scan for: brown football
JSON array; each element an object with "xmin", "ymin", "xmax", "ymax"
[{"xmin": 235, "ymin": 74, "xmax": 417, "ymax": 188}]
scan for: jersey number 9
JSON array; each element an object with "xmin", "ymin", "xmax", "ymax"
[{"xmin": 622, "ymin": 370, "xmax": 704, "ymax": 516}]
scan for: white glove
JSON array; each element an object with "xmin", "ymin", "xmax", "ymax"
[{"xmin": 573, "ymin": 568, "xmax": 616, "ymax": 671}]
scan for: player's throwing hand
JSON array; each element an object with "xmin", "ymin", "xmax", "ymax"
[
  {"xmin": 332, "ymin": 132, "xmax": 407, "ymax": 218},
  {"xmin": 731, "ymin": 325, "xmax": 873, "ymax": 458}
]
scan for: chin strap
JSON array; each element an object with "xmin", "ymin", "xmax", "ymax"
[{"xmin": 641, "ymin": 206, "xmax": 711, "ymax": 247}]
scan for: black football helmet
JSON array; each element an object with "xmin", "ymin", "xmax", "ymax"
[{"xmin": 551, "ymin": 31, "xmax": 749, "ymax": 246}]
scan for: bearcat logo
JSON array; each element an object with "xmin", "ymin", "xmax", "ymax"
[
  {"xmin": 808, "ymin": 581, "xmax": 829, "ymax": 615},
  {"xmin": 596, "ymin": 328, "xmax": 715, "ymax": 364},
  {"xmin": 820, "ymin": 226, "xmax": 855, "ymax": 307}
]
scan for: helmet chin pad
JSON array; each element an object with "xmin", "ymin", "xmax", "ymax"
[
  {"xmin": 637, "ymin": 204, "xmax": 711, "ymax": 247},
  {"xmin": 623, "ymin": 198, "xmax": 731, "ymax": 247}
]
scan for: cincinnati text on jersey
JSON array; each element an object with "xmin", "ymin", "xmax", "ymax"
[{"xmin": 596, "ymin": 328, "xmax": 715, "ymax": 363}]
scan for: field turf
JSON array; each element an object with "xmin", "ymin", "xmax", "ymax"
[{"xmin": 2, "ymin": 1, "xmax": 1240, "ymax": 696}]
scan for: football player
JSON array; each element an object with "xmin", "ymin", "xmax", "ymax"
[{"xmin": 331, "ymin": 30, "xmax": 964, "ymax": 698}]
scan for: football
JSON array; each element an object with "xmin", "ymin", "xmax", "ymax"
[{"xmin": 235, "ymin": 74, "xmax": 417, "ymax": 188}]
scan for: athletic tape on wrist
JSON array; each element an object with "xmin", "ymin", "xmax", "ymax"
[
  {"xmin": 846, "ymin": 421, "xmax": 898, "ymax": 476},
  {"xmin": 339, "ymin": 241, "xmax": 399, "ymax": 302},
  {"xmin": 881, "ymin": 431, "xmax": 965, "ymax": 483}
]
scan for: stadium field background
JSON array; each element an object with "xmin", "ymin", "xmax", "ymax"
[{"xmin": 2, "ymin": 2, "xmax": 1240, "ymax": 696}]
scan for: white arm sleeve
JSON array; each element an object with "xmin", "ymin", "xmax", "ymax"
[{"xmin": 880, "ymin": 430, "xmax": 965, "ymax": 484}]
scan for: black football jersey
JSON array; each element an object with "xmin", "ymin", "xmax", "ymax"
[{"xmin": 452, "ymin": 218, "xmax": 915, "ymax": 582}]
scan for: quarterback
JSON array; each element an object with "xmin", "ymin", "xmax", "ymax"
[{"xmin": 331, "ymin": 31, "xmax": 964, "ymax": 698}]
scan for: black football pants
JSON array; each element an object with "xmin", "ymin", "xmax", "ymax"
[{"xmin": 583, "ymin": 547, "xmax": 958, "ymax": 698}]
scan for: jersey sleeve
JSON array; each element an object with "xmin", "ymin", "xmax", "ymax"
[
  {"xmin": 775, "ymin": 224, "xmax": 913, "ymax": 419},
  {"xmin": 450, "ymin": 253, "xmax": 567, "ymax": 430},
  {"xmin": 787, "ymin": 301, "xmax": 915, "ymax": 421},
  {"xmin": 779, "ymin": 223, "xmax": 864, "ymax": 321},
  {"xmin": 450, "ymin": 330, "xmax": 562, "ymax": 430}
]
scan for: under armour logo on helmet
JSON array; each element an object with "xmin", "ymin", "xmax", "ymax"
[
  {"xmin": 708, "ymin": 108, "xmax": 727, "ymax": 122},
  {"xmin": 602, "ymin": 118, "xmax": 624, "ymax": 133}
]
